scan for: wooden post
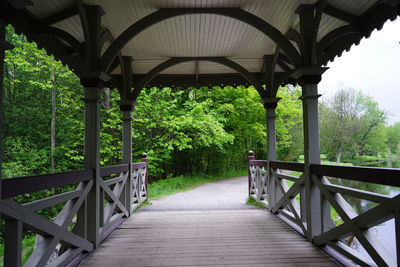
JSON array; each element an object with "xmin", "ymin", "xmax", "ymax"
[
  {"xmin": 296, "ymin": 69, "xmax": 326, "ymax": 241},
  {"xmin": 75, "ymin": 4, "xmax": 108, "ymax": 247},
  {"xmin": 119, "ymin": 56, "xmax": 134, "ymax": 214},
  {"xmin": 78, "ymin": 71, "xmax": 110, "ymax": 247},
  {"xmin": 141, "ymin": 153, "xmax": 149, "ymax": 199},
  {"xmin": 120, "ymin": 101, "xmax": 135, "ymax": 213},
  {"xmin": 83, "ymin": 84, "xmax": 101, "ymax": 246},
  {"xmin": 0, "ymin": 20, "xmax": 5, "ymax": 222},
  {"xmin": 247, "ymin": 150, "xmax": 255, "ymax": 196},
  {"xmin": 262, "ymin": 98, "xmax": 280, "ymax": 210},
  {"xmin": 4, "ymin": 219, "xmax": 23, "ymax": 267},
  {"xmin": 0, "ymin": 21, "xmax": 14, "ymax": 255}
]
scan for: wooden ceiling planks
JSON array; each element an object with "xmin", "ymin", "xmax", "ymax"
[{"xmin": 23, "ymin": 0, "xmax": 391, "ymax": 76}]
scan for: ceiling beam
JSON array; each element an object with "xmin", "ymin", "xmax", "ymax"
[
  {"xmin": 277, "ymin": 60, "xmax": 292, "ymax": 72},
  {"xmin": 113, "ymin": 72, "xmax": 287, "ymax": 89},
  {"xmin": 5, "ymin": 0, "xmax": 32, "ymax": 9},
  {"xmin": 323, "ymin": 4, "xmax": 359, "ymax": 24},
  {"xmin": 40, "ymin": 6, "xmax": 78, "ymax": 25}
]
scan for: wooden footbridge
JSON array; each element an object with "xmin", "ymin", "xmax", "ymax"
[
  {"xmin": 79, "ymin": 209, "xmax": 339, "ymax": 267},
  {"xmin": 76, "ymin": 176, "xmax": 340, "ymax": 267},
  {"xmin": 2, "ymin": 155, "xmax": 399, "ymax": 266},
  {"xmin": 1, "ymin": 0, "xmax": 400, "ymax": 266}
]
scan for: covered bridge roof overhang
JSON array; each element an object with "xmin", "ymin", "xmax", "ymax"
[{"xmin": 1, "ymin": 0, "xmax": 399, "ymax": 99}]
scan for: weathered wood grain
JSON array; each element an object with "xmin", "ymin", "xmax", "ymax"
[{"xmin": 80, "ymin": 210, "xmax": 339, "ymax": 266}]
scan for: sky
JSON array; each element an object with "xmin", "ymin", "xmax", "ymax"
[{"xmin": 319, "ymin": 17, "xmax": 400, "ymax": 125}]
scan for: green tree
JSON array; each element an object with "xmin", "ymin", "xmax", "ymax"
[
  {"xmin": 320, "ymin": 86, "xmax": 387, "ymax": 162},
  {"xmin": 385, "ymin": 122, "xmax": 400, "ymax": 156}
]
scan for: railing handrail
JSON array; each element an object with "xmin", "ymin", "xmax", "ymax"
[
  {"xmin": 100, "ymin": 163, "xmax": 129, "ymax": 177},
  {"xmin": 1, "ymin": 162, "xmax": 150, "ymax": 200},
  {"xmin": 270, "ymin": 160, "xmax": 304, "ymax": 172},
  {"xmin": 251, "ymin": 159, "xmax": 400, "ymax": 187},
  {"xmin": 249, "ymin": 160, "xmax": 268, "ymax": 167},
  {"xmin": 132, "ymin": 162, "xmax": 146, "ymax": 169},
  {"xmin": 1, "ymin": 169, "xmax": 94, "ymax": 199},
  {"xmin": 310, "ymin": 163, "xmax": 400, "ymax": 187}
]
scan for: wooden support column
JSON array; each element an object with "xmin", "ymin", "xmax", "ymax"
[
  {"xmin": 296, "ymin": 68, "xmax": 327, "ymax": 241},
  {"xmin": 120, "ymin": 101, "xmax": 135, "ymax": 213},
  {"xmin": 119, "ymin": 56, "xmax": 135, "ymax": 214},
  {"xmin": 0, "ymin": 20, "xmax": 6, "ymax": 214},
  {"xmin": 75, "ymin": 4, "xmax": 109, "ymax": 246},
  {"xmin": 79, "ymin": 71, "xmax": 110, "ymax": 247},
  {"xmin": 0, "ymin": 20, "xmax": 14, "ymax": 237},
  {"xmin": 261, "ymin": 98, "xmax": 280, "ymax": 210}
]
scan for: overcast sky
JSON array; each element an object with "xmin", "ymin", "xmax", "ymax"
[{"xmin": 319, "ymin": 17, "xmax": 400, "ymax": 125}]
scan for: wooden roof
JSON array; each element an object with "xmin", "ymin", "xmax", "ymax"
[{"xmin": 2, "ymin": 0, "xmax": 399, "ymax": 88}]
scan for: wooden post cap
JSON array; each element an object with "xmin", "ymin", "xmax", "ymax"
[
  {"xmin": 248, "ymin": 151, "xmax": 254, "ymax": 157},
  {"xmin": 141, "ymin": 153, "xmax": 148, "ymax": 159}
]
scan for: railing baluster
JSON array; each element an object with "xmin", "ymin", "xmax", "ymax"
[
  {"xmin": 99, "ymin": 187, "xmax": 105, "ymax": 227},
  {"xmin": 396, "ymin": 211, "xmax": 400, "ymax": 267},
  {"xmin": 141, "ymin": 153, "xmax": 149, "ymax": 199},
  {"xmin": 248, "ymin": 151, "xmax": 255, "ymax": 196},
  {"xmin": 267, "ymin": 162, "xmax": 275, "ymax": 211}
]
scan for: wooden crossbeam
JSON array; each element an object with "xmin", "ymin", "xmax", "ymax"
[
  {"xmin": 312, "ymin": 175, "xmax": 394, "ymax": 266},
  {"xmin": 273, "ymin": 172, "xmax": 307, "ymax": 235}
]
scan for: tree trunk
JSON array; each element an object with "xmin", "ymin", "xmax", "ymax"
[
  {"xmin": 336, "ymin": 145, "xmax": 342, "ymax": 165},
  {"xmin": 50, "ymin": 66, "xmax": 56, "ymax": 173},
  {"xmin": 102, "ymin": 87, "xmax": 111, "ymax": 110}
]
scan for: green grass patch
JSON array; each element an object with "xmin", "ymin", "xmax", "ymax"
[
  {"xmin": 148, "ymin": 170, "xmax": 247, "ymax": 200},
  {"xmin": 341, "ymin": 155, "xmax": 387, "ymax": 162},
  {"xmin": 246, "ymin": 197, "xmax": 266, "ymax": 209},
  {"xmin": 321, "ymin": 160, "xmax": 353, "ymax": 166}
]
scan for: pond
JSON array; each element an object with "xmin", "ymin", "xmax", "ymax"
[
  {"xmin": 334, "ymin": 158, "xmax": 400, "ymax": 263},
  {"xmin": 352, "ymin": 158, "xmax": 400, "ymax": 169}
]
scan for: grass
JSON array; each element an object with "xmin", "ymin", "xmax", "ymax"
[
  {"xmin": 341, "ymin": 155, "xmax": 387, "ymax": 162},
  {"xmin": 148, "ymin": 169, "xmax": 247, "ymax": 200},
  {"xmin": 246, "ymin": 197, "xmax": 266, "ymax": 209}
]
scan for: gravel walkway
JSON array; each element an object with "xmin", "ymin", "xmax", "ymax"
[{"xmin": 140, "ymin": 176, "xmax": 255, "ymax": 211}]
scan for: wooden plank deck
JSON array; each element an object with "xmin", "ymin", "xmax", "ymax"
[{"xmin": 79, "ymin": 209, "xmax": 340, "ymax": 266}]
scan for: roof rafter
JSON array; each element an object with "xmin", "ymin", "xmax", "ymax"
[
  {"xmin": 323, "ymin": 4, "xmax": 359, "ymax": 24},
  {"xmin": 40, "ymin": 6, "xmax": 78, "ymax": 25}
]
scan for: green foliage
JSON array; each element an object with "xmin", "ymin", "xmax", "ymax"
[
  {"xmin": 1, "ymin": 26, "xmax": 305, "ymax": 180},
  {"xmin": 320, "ymin": 86, "xmax": 388, "ymax": 162},
  {"xmin": 385, "ymin": 122, "xmax": 400, "ymax": 155},
  {"xmin": 3, "ymin": 25, "xmax": 84, "ymax": 177},
  {"xmin": 276, "ymin": 86, "xmax": 303, "ymax": 160}
]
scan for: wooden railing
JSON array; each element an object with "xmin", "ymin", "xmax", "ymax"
[
  {"xmin": 1, "ymin": 154, "xmax": 148, "ymax": 267},
  {"xmin": 248, "ymin": 151, "xmax": 400, "ymax": 267}
]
